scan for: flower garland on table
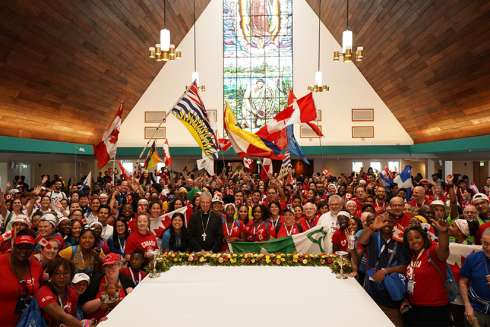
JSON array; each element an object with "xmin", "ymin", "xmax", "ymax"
[{"xmin": 148, "ymin": 252, "xmax": 352, "ymax": 276}]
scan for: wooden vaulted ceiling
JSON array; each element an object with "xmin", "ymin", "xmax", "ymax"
[
  {"xmin": 1, "ymin": 1, "xmax": 489, "ymax": 145},
  {"xmin": 0, "ymin": 0, "xmax": 210, "ymax": 144},
  {"xmin": 307, "ymin": 0, "xmax": 490, "ymax": 143}
]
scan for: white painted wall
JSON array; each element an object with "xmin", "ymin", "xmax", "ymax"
[{"xmin": 118, "ymin": 0, "xmax": 413, "ymax": 148}]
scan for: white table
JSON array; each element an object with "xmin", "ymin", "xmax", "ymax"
[{"xmin": 99, "ymin": 266, "xmax": 393, "ymax": 327}]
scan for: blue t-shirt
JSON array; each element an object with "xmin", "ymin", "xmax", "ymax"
[{"xmin": 460, "ymin": 251, "xmax": 490, "ymax": 313}]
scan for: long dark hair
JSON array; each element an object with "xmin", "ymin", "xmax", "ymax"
[
  {"xmin": 168, "ymin": 212, "xmax": 188, "ymax": 252},
  {"xmin": 112, "ymin": 219, "xmax": 129, "ymax": 252},
  {"xmin": 252, "ymin": 204, "xmax": 270, "ymax": 221},
  {"xmin": 403, "ymin": 225, "xmax": 431, "ymax": 254}
]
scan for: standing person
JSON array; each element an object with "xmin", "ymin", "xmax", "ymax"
[
  {"xmin": 276, "ymin": 208, "xmax": 303, "ymax": 239},
  {"xmin": 299, "ymin": 202, "xmax": 319, "ymax": 231},
  {"xmin": 105, "ymin": 220, "xmax": 129, "ymax": 256},
  {"xmin": 401, "ymin": 221, "xmax": 450, "ymax": 327},
  {"xmin": 97, "ymin": 205, "xmax": 113, "ymax": 241},
  {"xmin": 119, "ymin": 249, "xmax": 147, "ymax": 288},
  {"xmin": 59, "ymin": 228, "xmax": 102, "ymax": 278},
  {"xmin": 125, "ymin": 214, "xmax": 158, "ymax": 260},
  {"xmin": 0, "ymin": 230, "xmax": 43, "ymax": 327},
  {"xmin": 237, "ymin": 204, "xmax": 251, "ymax": 226},
  {"xmin": 245, "ymin": 205, "xmax": 275, "ymax": 242},
  {"xmin": 188, "ymin": 193, "xmax": 223, "ymax": 252},
  {"xmin": 318, "ymin": 195, "xmax": 344, "ymax": 234},
  {"xmin": 459, "ymin": 228, "xmax": 490, "ymax": 327},
  {"xmin": 161, "ymin": 213, "xmax": 189, "ymax": 252},
  {"xmin": 268, "ymin": 201, "xmax": 283, "ymax": 232},
  {"xmin": 36, "ymin": 257, "xmax": 94, "ymax": 326},
  {"xmin": 46, "ymin": 179, "xmax": 67, "ymax": 207},
  {"xmin": 222, "ymin": 204, "xmax": 244, "ymax": 251},
  {"xmin": 388, "ymin": 196, "xmax": 412, "ymax": 243}
]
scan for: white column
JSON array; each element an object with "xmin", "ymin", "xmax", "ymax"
[
  {"xmin": 444, "ymin": 161, "xmax": 453, "ymax": 177},
  {"xmin": 426, "ymin": 159, "xmax": 436, "ymax": 178}
]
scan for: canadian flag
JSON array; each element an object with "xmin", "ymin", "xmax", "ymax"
[
  {"xmin": 163, "ymin": 138, "xmax": 173, "ymax": 167},
  {"xmin": 243, "ymin": 157, "xmax": 253, "ymax": 169},
  {"xmin": 260, "ymin": 158, "xmax": 273, "ymax": 181},
  {"xmin": 94, "ymin": 104, "xmax": 123, "ymax": 168}
]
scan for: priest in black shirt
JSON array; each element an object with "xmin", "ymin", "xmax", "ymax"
[{"xmin": 189, "ymin": 192, "xmax": 223, "ymax": 252}]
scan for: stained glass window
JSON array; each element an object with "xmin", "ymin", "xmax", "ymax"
[{"xmin": 224, "ymin": 0, "xmax": 293, "ymax": 131}]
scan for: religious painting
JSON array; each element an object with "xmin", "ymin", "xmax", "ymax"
[{"xmin": 224, "ymin": 0, "xmax": 293, "ymax": 131}]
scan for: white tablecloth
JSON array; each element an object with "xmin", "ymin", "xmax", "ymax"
[{"xmin": 99, "ymin": 266, "xmax": 393, "ymax": 327}]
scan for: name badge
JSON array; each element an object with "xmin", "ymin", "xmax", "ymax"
[{"xmin": 407, "ymin": 280, "xmax": 415, "ymax": 294}]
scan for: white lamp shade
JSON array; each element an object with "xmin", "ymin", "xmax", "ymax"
[
  {"xmin": 314, "ymin": 71, "xmax": 323, "ymax": 85},
  {"xmin": 191, "ymin": 71, "xmax": 200, "ymax": 84},
  {"xmin": 342, "ymin": 29, "xmax": 353, "ymax": 52},
  {"xmin": 160, "ymin": 29, "xmax": 170, "ymax": 51}
]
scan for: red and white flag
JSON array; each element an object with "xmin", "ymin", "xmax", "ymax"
[
  {"xmin": 260, "ymin": 158, "xmax": 273, "ymax": 181},
  {"xmin": 116, "ymin": 160, "xmax": 130, "ymax": 180},
  {"xmin": 94, "ymin": 104, "xmax": 123, "ymax": 168},
  {"xmin": 243, "ymin": 157, "xmax": 253, "ymax": 169},
  {"xmin": 163, "ymin": 138, "xmax": 173, "ymax": 167},
  {"xmin": 256, "ymin": 91, "xmax": 322, "ymax": 149}
]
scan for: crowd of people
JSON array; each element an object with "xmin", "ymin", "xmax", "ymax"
[{"xmin": 1, "ymin": 166, "xmax": 490, "ymax": 327}]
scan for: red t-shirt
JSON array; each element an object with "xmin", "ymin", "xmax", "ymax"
[
  {"xmin": 332, "ymin": 229, "xmax": 349, "ymax": 252},
  {"xmin": 392, "ymin": 212, "xmax": 412, "ymax": 243},
  {"xmin": 245, "ymin": 221, "xmax": 276, "ymax": 242},
  {"xmin": 91, "ymin": 277, "xmax": 126, "ymax": 320},
  {"xmin": 374, "ymin": 200, "xmax": 387, "ymax": 215},
  {"xmin": 221, "ymin": 220, "xmax": 244, "ymax": 251},
  {"xmin": 125, "ymin": 230, "xmax": 158, "ymax": 256},
  {"xmin": 406, "ymin": 243, "xmax": 448, "ymax": 306},
  {"xmin": 36, "ymin": 285, "xmax": 78, "ymax": 326},
  {"xmin": 408, "ymin": 196, "xmax": 433, "ymax": 208},
  {"xmin": 0, "ymin": 254, "xmax": 43, "ymax": 327},
  {"xmin": 299, "ymin": 215, "xmax": 319, "ymax": 231},
  {"xmin": 276, "ymin": 223, "xmax": 302, "ymax": 239},
  {"xmin": 477, "ymin": 222, "xmax": 490, "ymax": 244}
]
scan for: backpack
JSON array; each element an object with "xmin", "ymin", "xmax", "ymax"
[{"xmin": 428, "ymin": 257, "xmax": 459, "ymax": 302}]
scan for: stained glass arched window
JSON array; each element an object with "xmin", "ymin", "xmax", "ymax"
[{"xmin": 224, "ymin": 0, "xmax": 293, "ymax": 131}]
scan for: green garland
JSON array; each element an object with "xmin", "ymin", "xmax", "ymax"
[{"xmin": 149, "ymin": 252, "xmax": 352, "ymax": 276}]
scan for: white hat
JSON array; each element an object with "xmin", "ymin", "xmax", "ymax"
[
  {"xmin": 57, "ymin": 217, "xmax": 70, "ymax": 226},
  {"xmin": 10, "ymin": 214, "xmax": 30, "ymax": 227},
  {"xmin": 41, "ymin": 213, "xmax": 57, "ymax": 227},
  {"xmin": 8, "ymin": 189, "xmax": 20, "ymax": 195},
  {"xmin": 337, "ymin": 211, "xmax": 351, "ymax": 218},
  {"xmin": 72, "ymin": 273, "xmax": 90, "ymax": 284},
  {"xmin": 430, "ymin": 200, "xmax": 446, "ymax": 208},
  {"xmin": 473, "ymin": 193, "xmax": 489, "ymax": 203},
  {"xmin": 89, "ymin": 221, "xmax": 103, "ymax": 228},
  {"xmin": 224, "ymin": 203, "xmax": 236, "ymax": 211},
  {"xmin": 454, "ymin": 219, "xmax": 470, "ymax": 237},
  {"xmin": 212, "ymin": 195, "xmax": 224, "ymax": 204}
]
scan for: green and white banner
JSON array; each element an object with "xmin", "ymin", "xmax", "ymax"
[{"xmin": 229, "ymin": 225, "xmax": 332, "ymax": 254}]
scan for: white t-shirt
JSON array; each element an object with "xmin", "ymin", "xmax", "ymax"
[{"xmin": 317, "ymin": 211, "xmax": 340, "ymax": 234}]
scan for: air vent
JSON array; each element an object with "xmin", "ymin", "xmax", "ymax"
[
  {"xmin": 144, "ymin": 127, "xmax": 166, "ymax": 139},
  {"xmin": 300, "ymin": 125, "xmax": 322, "ymax": 138},
  {"xmin": 352, "ymin": 126, "xmax": 374, "ymax": 138},
  {"xmin": 352, "ymin": 108, "xmax": 374, "ymax": 121},
  {"xmin": 145, "ymin": 111, "xmax": 166, "ymax": 123}
]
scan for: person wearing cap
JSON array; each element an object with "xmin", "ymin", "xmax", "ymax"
[
  {"xmin": 0, "ymin": 214, "xmax": 30, "ymax": 253},
  {"xmin": 358, "ymin": 213, "xmax": 409, "ymax": 327},
  {"xmin": 449, "ymin": 219, "xmax": 471, "ymax": 245},
  {"xmin": 473, "ymin": 193, "xmax": 490, "ymax": 223},
  {"xmin": 36, "ymin": 257, "xmax": 95, "ymax": 327},
  {"xmin": 430, "ymin": 200, "xmax": 448, "ymax": 221},
  {"xmin": 38, "ymin": 213, "xmax": 58, "ymax": 239},
  {"xmin": 0, "ymin": 230, "xmax": 43, "ymax": 326},
  {"xmin": 211, "ymin": 195, "xmax": 224, "ymax": 215},
  {"xmin": 72, "ymin": 273, "xmax": 90, "ymax": 320},
  {"xmin": 86, "ymin": 253, "xmax": 132, "ymax": 321}
]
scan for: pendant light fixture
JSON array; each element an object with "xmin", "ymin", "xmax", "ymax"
[
  {"xmin": 149, "ymin": 0, "xmax": 182, "ymax": 62},
  {"xmin": 308, "ymin": 0, "xmax": 329, "ymax": 92},
  {"xmin": 333, "ymin": 0, "xmax": 364, "ymax": 63},
  {"xmin": 191, "ymin": 0, "xmax": 205, "ymax": 91}
]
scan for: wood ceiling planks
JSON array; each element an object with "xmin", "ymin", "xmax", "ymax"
[
  {"xmin": 0, "ymin": 0, "xmax": 210, "ymax": 144},
  {"xmin": 307, "ymin": 0, "xmax": 490, "ymax": 143}
]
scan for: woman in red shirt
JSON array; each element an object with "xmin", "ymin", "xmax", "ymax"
[
  {"xmin": 222, "ymin": 204, "xmax": 244, "ymax": 251},
  {"xmin": 37, "ymin": 257, "xmax": 94, "ymax": 326},
  {"xmin": 125, "ymin": 214, "xmax": 158, "ymax": 261},
  {"xmin": 401, "ymin": 222, "xmax": 450, "ymax": 326},
  {"xmin": 0, "ymin": 231, "xmax": 43, "ymax": 327},
  {"xmin": 276, "ymin": 209, "xmax": 303, "ymax": 239},
  {"xmin": 245, "ymin": 205, "xmax": 275, "ymax": 242}
]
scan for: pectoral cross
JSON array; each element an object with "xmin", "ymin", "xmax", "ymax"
[{"xmin": 202, "ymin": 232, "xmax": 207, "ymax": 242}]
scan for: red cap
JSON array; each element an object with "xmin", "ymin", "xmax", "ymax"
[
  {"xmin": 103, "ymin": 253, "xmax": 121, "ymax": 266},
  {"xmin": 14, "ymin": 235, "xmax": 36, "ymax": 246}
]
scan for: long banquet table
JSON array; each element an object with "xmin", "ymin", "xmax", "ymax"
[{"xmin": 99, "ymin": 265, "xmax": 393, "ymax": 327}]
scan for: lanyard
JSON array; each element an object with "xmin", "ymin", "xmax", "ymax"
[
  {"xmin": 271, "ymin": 217, "xmax": 280, "ymax": 230},
  {"xmin": 284, "ymin": 224, "xmax": 294, "ymax": 236},
  {"xmin": 408, "ymin": 249, "xmax": 426, "ymax": 280},
  {"xmin": 129, "ymin": 268, "xmax": 142, "ymax": 285},
  {"xmin": 225, "ymin": 221, "xmax": 235, "ymax": 237},
  {"xmin": 253, "ymin": 222, "xmax": 264, "ymax": 236}
]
